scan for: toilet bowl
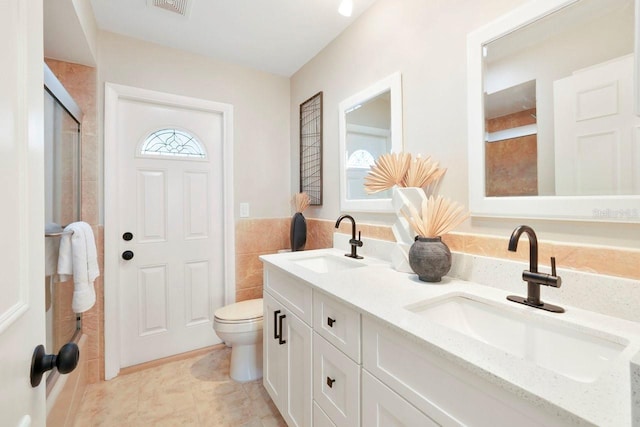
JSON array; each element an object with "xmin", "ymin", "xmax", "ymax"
[{"xmin": 213, "ymin": 298, "xmax": 263, "ymax": 382}]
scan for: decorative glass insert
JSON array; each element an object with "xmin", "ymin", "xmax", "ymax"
[
  {"xmin": 140, "ymin": 129, "xmax": 206, "ymax": 158},
  {"xmin": 347, "ymin": 149, "xmax": 375, "ymax": 169}
]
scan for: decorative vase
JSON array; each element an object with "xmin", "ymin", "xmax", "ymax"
[
  {"xmin": 290, "ymin": 212, "xmax": 307, "ymax": 251},
  {"xmin": 408, "ymin": 236, "xmax": 451, "ymax": 282}
]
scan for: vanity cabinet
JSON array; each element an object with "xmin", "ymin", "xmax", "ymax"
[
  {"xmin": 263, "ymin": 268, "xmax": 313, "ymax": 427},
  {"xmin": 362, "ymin": 317, "xmax": 566, "ymax": 427}
]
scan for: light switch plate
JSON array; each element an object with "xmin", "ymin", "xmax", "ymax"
[{"xmin": 240, "ymin": 202, "xmax": 250, "ymax": 218}]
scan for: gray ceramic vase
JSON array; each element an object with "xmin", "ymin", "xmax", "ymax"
[{"xmin": 408, "ymin": 236, "xmax": 451, "ymax": 282}]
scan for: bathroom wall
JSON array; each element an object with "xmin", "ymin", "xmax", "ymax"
[
  {"xmin": 290, "ymin": 0, "xmax": 640, "ymax": 264},
  {"xmin": 97, "ymin": 31, "xmax": 292, "ymax": 222}
]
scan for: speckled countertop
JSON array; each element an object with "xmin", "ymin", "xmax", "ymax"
[{"xmin": 260, "ymin": 247, "xmax": 640, "ymax": 427}]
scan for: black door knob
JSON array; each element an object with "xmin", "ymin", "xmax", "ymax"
[
  {"xmin": 30, "ymin": 343, "xmax": 79, "ymax": 387},
  {"xmin": 122, "ymin": 232, "xmax": 133, "ymax": 241},
  {"xmin": 122, "ymin": 250, "xmax": 134, "ymax": 260}
]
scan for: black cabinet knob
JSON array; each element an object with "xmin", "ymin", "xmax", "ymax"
[
  {"xmin": 326, "ymin": 377, "xmax": 336, "ymax": 388},
  {"xmin": 122, "ymin": 250, "xmax": 134, "ymax": 260},
  {"xmin": 327, "ymin": 317, "xmax": 336, "ymax": 327},
  {"xmin": 30, "ymin": 343, "xmax": 79, "ymax": 387}
]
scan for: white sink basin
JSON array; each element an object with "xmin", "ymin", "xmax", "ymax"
[
  {"xmin": 290, "ymin": 254, "xmax": 364, "ymax": 274},
  {"xmin": 406, "ymin": 295, "xmax": 628, "ymax": 383}
]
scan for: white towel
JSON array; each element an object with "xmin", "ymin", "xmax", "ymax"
[{"xmin": 57, "ymin": 221, "xmax": 99, "ymax": 313}]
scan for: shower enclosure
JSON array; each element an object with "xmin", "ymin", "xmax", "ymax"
[{"xmin": 43, "ymin": 64, "xmax": 82, "ymax": 387}]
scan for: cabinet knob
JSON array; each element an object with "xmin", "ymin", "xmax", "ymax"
[
  {"xmin": 327, "ymin": 317, "xmax": 336, "ymax": 327},
  {"xmin": 326, "ymin": 376, "xmax": 336, "ymax": 388}
]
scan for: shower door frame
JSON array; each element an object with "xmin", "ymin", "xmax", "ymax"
[{"xmin": 43, "ymin": 63, "xmax": 83, "ymax": 393}]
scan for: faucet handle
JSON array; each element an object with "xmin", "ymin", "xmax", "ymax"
[
  {"xmin": 550, "ymin": 257, "xmax": 557, "ymax": 276},
  {"xmin": 349, "ymin": 231, "xmax": 364, "ymax": 247}
]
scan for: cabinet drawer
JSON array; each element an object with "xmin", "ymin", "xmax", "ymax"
[
  {"xmin": 313, "ymin": 291, "xmax": 361, "ymax": 362},
  {"xmin": 264, "ymin": 266, "xmax": 312, "ymax": 325},
  {"xmin": 362, "ymin": 370, "xmax": 439, "ymax": 427},
  {"xmin": 313, "ymin": 401, "xmax": 336, "ymax": 427},
  {"xmin": 313, "ymin": 333, "xmax": 360, "ymax": 427},
  {"xmin": 362, "ymin": 316, "xmax": 564, "ymax": 427}
]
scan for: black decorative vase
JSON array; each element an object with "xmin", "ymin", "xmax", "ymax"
[
  {"xmin": 290, "ymin": 212, "xmax": 307, "ymax": 251},
  {"xmin": 408, "ymin": 236, "xmax": 451, "ymax": 282}
]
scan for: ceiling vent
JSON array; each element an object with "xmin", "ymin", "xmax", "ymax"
[{"xmin": 147, "ymin": 0, "xmax": 192, "ymax": 17}]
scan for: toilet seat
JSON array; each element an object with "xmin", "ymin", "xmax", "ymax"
[{"xmin": 214, "ymin": 298, "xmax": 263, "ymax": 323}]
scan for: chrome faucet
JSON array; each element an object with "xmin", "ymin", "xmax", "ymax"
[
  {"xmin": 335, "ymin": 215, "xmax": 363, "ymax": 259},
  {"xmin": 507, "ymin": 225, "xmax": 564, "ymax": 313}
]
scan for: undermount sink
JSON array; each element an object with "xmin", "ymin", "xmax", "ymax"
[
  {"xmin": 406, "ymin": 295, "xmax": 628, "ymax": 383},
  {"xmin": 290, "ymin": 254, "xmax": 364, "ymax": 274}
]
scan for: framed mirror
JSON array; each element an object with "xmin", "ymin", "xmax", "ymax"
[
  {"xmin": 467, "ymin": 0, "xmax": 640, "ymax": 222},
  {"xmin": 339, "ymin": 72, "xmax": 403, "ymax": 212}
]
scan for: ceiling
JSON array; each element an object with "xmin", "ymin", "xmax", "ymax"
[{"xmin": 76, "ymin": 0, "xmax": 378, "ymax": 76}]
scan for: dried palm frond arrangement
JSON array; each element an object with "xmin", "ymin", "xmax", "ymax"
[
  {"xmin": 403, "ymin": 195, "xmax": 470, "ymax": 238},
  {"xmin": 364, "ymin": 152, "xmax": 446, "ymax": 194},
  {"xmin": 293, "ymin": 192, "xmax": 310, "ymax": 213}
]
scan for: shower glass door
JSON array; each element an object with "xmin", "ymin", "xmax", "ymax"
[{"xmin": 44, "ymin": 79, "xmax": 81, "ymax": 384}]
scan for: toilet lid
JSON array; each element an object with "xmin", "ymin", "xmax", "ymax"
[{"xmin": 214, "ymin": 298, "xmax": 263, "ymax": 322}]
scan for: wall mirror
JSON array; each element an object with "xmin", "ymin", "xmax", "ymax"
[
  {"xmin": 467, "ymin": 0, "xmax": 640, "ymax": 222},
  {"xmin": 339, "ymin": 72, "xmax": 403, "ymax": 212}
]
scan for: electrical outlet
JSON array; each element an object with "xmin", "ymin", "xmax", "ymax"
[{"xmin": 240, "ymin": 203, "xmax": 250, "ymax": 218}]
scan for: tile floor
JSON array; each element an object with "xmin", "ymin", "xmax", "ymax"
[{"xmin": 74, "ymin": 347, "xmax": 286, "ymax": 426}]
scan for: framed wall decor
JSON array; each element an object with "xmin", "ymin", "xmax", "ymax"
[{"xmin": 299, "ymin": 91, "xmax": 323, "ymax": 205}]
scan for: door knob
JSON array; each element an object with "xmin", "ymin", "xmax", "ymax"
[
  {"xmin": 122, "ymin": 250, "xmax": 134, "ymax": 260},
  {"xmin": 122, "ymin": 232, "xmax": 133, "ymax": 241},
  {"xmin": 30, "ymin": 343, "xmax": 79, "ymax": 387}
]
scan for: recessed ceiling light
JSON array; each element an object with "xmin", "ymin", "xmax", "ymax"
[{"xmin": 338, "ymin": 0, "xmax": 353, "ymax": 17}]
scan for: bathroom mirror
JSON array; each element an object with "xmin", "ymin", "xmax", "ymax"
[
  {"xmin": 467, "ymin": 0, "xmax": 640, "ymax": 221},
  {"xmin": 339, "ymin": 72, "xmax": 403, "ymax": 212}
]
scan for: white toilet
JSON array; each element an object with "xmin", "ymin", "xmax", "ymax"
[{"xmin": 213, "ymin": 298, "xmax": 263, "ymax": 382}]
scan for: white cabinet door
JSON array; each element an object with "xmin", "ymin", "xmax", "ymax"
[
  {"xmin": 263, "ymin": 291, "xmax": 286, "ymax": 409},
  {"xmin": 263, "ymin": 290, "xmax": 312, "ymax": 427},
  {"xmin": 362, "ymin": 370, "xmax": 439, "ymax": 427},
  {"xmin": 283, "ymin": 307, "xmax": 313, "ymax": 427}
]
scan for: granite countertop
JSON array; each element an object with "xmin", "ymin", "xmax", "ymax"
[{"xmin": 260, "ymin": 248, "xmax": 640, "ymax": 427}]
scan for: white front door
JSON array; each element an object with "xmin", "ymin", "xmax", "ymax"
[
  {"xmin": 114, "ymin": 93, "xmax": 227, "ymax": 368},
  {"xmin": 0, "ymin": 0, "xmax": 47, "ymax": 426}
]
